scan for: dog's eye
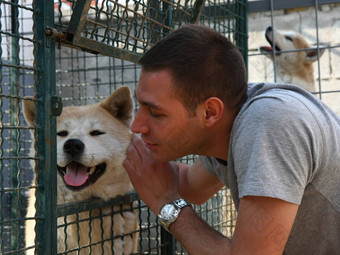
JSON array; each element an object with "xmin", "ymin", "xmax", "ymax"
[
  {"xmin": 57, "ymin": 131, "xmax": 68, "ymax": 137},
  {"xmin": 90, "ymin": 130, "xmax": 105, "ymax": 136},
  {"xmin": 285, "ymin": 36, "xmax": 293, "ymax": 42}
]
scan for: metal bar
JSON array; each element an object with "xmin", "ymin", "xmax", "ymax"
[
  {"xmin": 0, "ymin": 2, "xmax": 4, "ymax": 252},
  {"xmin": 269, "ymin": 0, "xmax": 277, "ymax": 82},
  {"xmin": 235, "ymin": 0, "xmax": 248, "ymax": 72},
  {"xmin": 0, "ymin": 30, "xmax": 37, "ymax": 43},
  {"xmin": 162, "ymin": 0, "xmax": 172, "ymax": 34},
  {"xmin": 56, "ymin": 192, "xmax": 139, "ymax": 217},
  {"xmin": 149, "ymin": 0, "xmax": 163, "ymax": 44},
  {"xmin": 9, "ymin": 0, "xmax": 20, "ymax": 251},
  {"xmin": 65, "ymin": 0, "xmax": 92, "ymax": 41},
  {"xmin": 248, "ymin": 0, "xmax": 340, "ymax": 13},
  {"xmin": 190, "ymin": 0, "xmax": 206, "ymax": 23},
  {"xmin": 72, "ymin": 35, "xmax": 142, "ymax": 63},
  {"xmin": 161, "ymin": 228, "xmax": 175, "ymax": 254},
  {"xmin": 196, "ymin": 2, "xmax": 239, "ymax": 19},
  {"xmin": 314, "ymin": 0, "xmax": 323, "ymax": 98},
  {"xmin": 249, "ymin": 44, "xmax": 340, "ymax": 56},
  {"xmin": 32, "ymin": 0, "xmax": 57, "ymax": 254}
]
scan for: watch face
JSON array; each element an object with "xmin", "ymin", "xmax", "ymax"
[{"xmin": 160, "ymin": 204, "xmax": 179, "ymax": 220}]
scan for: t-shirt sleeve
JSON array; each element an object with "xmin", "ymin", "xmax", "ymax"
[
  {"xmin": 231, "ymin": 93, "xmax": 322, "ymax": 205},
  {"xmin": 199, "ymin": 156, "xmax": 227, "ymax": 186},
  {"xmin": 199, "ymin": 156, "xmax": 217, "ymax": 174}
]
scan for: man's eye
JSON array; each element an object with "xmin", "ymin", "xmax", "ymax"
[
  {"xmin": 150, "ymin": 112, "xmax": 163, "ymax": 118},
  {"xmin": 57, "ymin": 131, "xmax": 68, "ymax": 137},
  {"xmin": 90, "ymin": 130, "xmax": 105, "ymax": 136}
]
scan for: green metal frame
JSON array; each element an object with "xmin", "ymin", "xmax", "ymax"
[
  {"xmin": 32, "ymin": 0, "xmax": 58, "ymax": 254},
  {"xmin": 52, "ymin": 0, "xmax": 208, "ymax": 63}
]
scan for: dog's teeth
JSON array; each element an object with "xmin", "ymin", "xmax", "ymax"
[{"xmin": 88, "ymin": 167, "xmax": 96, "ymax": 175}]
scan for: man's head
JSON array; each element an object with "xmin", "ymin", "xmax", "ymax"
[{"xmin": 138, "ymin": 24, "xmax": 248, "ymax": 116}]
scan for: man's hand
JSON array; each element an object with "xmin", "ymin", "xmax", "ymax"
[{"xmin": 124, "ymin": 134, "xmax": 181, "ymax": 214}]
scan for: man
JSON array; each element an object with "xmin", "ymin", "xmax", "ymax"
[{"xmin": 123, "ymin": 24, "xmax": 340, "ymax": 254}]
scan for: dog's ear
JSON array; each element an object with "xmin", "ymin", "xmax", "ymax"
[
  {"xmin": 305, "ymin": 48, "xmax": 325, "ymax": 64},
  {"xmin": 23, "ymin": 97, "xmax": 36, "ymax": 127},
  {"xmin": 100, "ymin": 86, "xmax": 134, "ymax": 127}
]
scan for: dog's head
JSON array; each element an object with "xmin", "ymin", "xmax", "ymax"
[
  {"xmin": 259, "ymin": 26, "xmax": 325, "ymax": 66},
  {"xmin": 23, "ymin": 86, "xmax": 134, "ymax": 197}
]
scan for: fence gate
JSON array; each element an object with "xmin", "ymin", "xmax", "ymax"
[{"xmin": 0, "ymin": 0, "xmax": 247, "ymax": 254}]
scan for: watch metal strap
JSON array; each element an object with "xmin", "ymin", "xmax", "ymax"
[{"xmin": 173, "ymin": 198, "xmax": 191, "ymax": 209}]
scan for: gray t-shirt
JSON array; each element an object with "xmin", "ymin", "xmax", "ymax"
[{"xmin": 200, "ymin": 83, "xmax": 340, "ymax": 254}]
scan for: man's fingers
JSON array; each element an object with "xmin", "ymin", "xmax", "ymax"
[
  {"xmin": 131, "ymin": 134, "xmax": 150, "ymax": 158},
  {"xmin": 123, "ymin": 157, "xmax": 136, "ymax": 179},
  {"xmin": 127, "ymin": 156, "xmax": 135, "ymax": 167},
  {"xmin": 126, "ymin": 141, "xmax": 142, "ymax": 166}
]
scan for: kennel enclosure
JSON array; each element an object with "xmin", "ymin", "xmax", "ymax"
[{"xmin": 0, "ymin": 0, "xmax": 247, "ymax": 254}]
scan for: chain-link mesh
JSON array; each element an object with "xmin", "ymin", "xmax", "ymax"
[
  {"xmin": 1, "ymin": 0, "xmax": 247, "ymax": 254},
  {"xmin": 0, "ymin": 0, "xmax": 36, "ymax": 253}
]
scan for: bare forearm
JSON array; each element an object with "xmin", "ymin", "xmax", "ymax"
[
  {"xmin": 176, "ymin": 161, "xmax": 225, "ymax": 205},
  {"xmin": 169, "ymin": 206, "xmax": 231, "ymax": 254}
]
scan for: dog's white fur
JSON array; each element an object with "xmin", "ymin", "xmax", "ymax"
[
  {"xmin": 23, "ymin": 86, "xmax": 138, "ymax": 255},
  {"xmin": 259, "ymin": 26, "xmax": 325, "ymax": 92}
]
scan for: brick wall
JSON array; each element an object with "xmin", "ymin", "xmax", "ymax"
[{"xmin": 248, "ymin": 3, "xmax": 340, "ymax": 114}]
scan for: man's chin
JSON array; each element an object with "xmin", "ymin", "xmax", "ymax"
[{"xmin": 149, "ymin": 150, "xmax": 178, "ymax": 163}]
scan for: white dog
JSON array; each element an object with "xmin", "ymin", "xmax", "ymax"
[
  {"xmin": 259, "ymin": 26, "xmax": 325, "ymax": 92},
  {"xmin": 23, "ymin": 86, "xmax": 138, "ymax": 254}
]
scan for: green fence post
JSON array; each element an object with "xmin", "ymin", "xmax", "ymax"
[
  {"xmin": 161, "ymin": 227, "xmax": 176, "ymax": 254},
  {"xmin": 235, "ymin": 0, "xmax": 248, "ymax": 74},
  {"xmin": 9, "ymin": 0, "xmax": 20, "ymax": 251},
  {"xmin": 32, "ymin": 0, "xmax": 57, "ymax": 254}
]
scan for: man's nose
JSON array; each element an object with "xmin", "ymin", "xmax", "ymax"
[{"xmin": 131, "ymin": 110, "xmax": 149, "ymax": 134}]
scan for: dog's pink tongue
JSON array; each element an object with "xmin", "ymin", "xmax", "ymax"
[
  {"xmin": 261, "ymin": 46, "xmax": 273, "ymax": 51},
  {"xmin": 64, "ymin": 162, "xmax": 88, "ymax": 187}
]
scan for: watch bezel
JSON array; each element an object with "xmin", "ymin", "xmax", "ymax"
[{"xmin": 158, "ymin": 199, "xmax": 190, "ymax": 231}]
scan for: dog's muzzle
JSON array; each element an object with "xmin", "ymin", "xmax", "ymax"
[
  {"xmin": 57, "ymin": 162, "xmax": 106, "ymax": 190},
  {"xmin": 57, "ymin": 138, "xmax": 107, "ymax": 190}
]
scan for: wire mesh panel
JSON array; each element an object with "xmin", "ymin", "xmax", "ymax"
[
  {"xmin": 248, "ymin": 1, "xmax": 340, "ymax": 115},
  {"xmin": 53, "ymin": 0, "xmax": 246, "ymax": 254},
  {"xmin": 0, "ymin": 0, "xmax": 57, "ymax": 254},
  {"xmin": 1, "ymin": 0, "xmax": 247, "ymax": 254},
  {"xmin": 0, "ymin": 0, "xmax": 35, "ymax": 254},
  {"xmin": 53, "ymin": 0, "xmax": 202, "ymax": 62},
  {"xmin": 52, "ymin": 0, "xmax": 247, "ymax": 62}
]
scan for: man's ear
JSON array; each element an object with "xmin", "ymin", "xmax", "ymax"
[{"xmin": 201, "ymin": 97, "xmax": 224, "ymax": 127}]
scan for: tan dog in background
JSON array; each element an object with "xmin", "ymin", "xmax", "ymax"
[
  {"xmin": 23, "ymin": 86, "xmax": 138, "ymax": 254},
  {"xmin": 259, "ymin": 26, "xmax": 325, "ymax": 92}
]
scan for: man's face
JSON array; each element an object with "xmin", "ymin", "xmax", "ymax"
[{"xmin": 131, "ymin": 69, "xmax": 204, "ymax": 162}]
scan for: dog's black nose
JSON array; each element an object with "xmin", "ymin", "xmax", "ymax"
[{"xmin": 63, "ymin": 139, "xmax": 85, "ymax": 157}]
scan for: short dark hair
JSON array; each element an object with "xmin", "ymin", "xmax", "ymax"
[{"xmin": 138, "ymin": 24, "xmax": 248, "ymax": 116}]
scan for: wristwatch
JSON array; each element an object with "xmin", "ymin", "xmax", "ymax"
[{"xmin": 158, "ymin": 198, "xmax": 191, "ymax": 232}]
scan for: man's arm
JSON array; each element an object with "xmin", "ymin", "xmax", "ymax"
[
  {"xmin": 231, "ymin": 196, "xmax": 298, "ymax": 254},
  {"xmin": 124, "ymin": 134, "xmax": 299, "ymax": 254},
  {"xmin": 177, "ymin": 159, "xmax": 225, "ymax": 204},
  {"xmin": 169, "ymin": 196, "xmax": 298, "ymax": 255}
]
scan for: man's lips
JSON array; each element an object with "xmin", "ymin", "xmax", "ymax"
[
  {"xmin": 145, "ymin": 142, "xmax": 155, "ymax": 150},
  {"xmin": 141, "ymin": 137, "xmax": 157, "ymax": 150}
]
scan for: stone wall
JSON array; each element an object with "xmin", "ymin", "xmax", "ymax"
[{"xmin": 248, "ymin": 3, "xmax": 340, "ymax": 114}]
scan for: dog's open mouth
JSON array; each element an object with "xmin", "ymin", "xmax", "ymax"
[
  {"xmin": 259, "ymin": 34, "xmax": 281, "ymax": 55},
  {"xmin": 57, "ymin": 162, "xmax": 106, "ymax": 190}
]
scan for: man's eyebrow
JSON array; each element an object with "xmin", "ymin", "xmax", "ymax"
[{"xmin": 134, "ymin": 91, "xmax": 165, "ymax": 111}]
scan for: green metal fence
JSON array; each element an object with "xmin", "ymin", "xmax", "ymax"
[{"xmin": 0, "ymin": 0, "xmax": 247, "ymax": 254}]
